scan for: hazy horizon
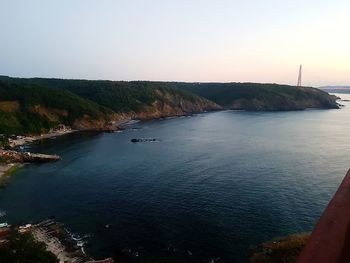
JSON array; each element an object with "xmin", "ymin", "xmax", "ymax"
[
  {"xmin": 1, "ymin": 0, "xmax": 349, "ymax": 86},
  {"xmin": 2, "ymin": 74, "xmax": 350, "ymax": 88}
]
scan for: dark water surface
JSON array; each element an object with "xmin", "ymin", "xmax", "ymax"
[{"xmin": 1, "ymin": 94, "xmax": 350, "ymax": 262}]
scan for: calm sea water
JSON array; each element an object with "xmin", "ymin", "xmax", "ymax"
[{"xmin": 0, "ymin": 93, "xmax": 350, "ymax": 262}]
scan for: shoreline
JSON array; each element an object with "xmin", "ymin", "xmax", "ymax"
[
  {"xmin": 30, "ymin": 220, "xmax": 114, "ymax": 263},
  {"xmin": 0, "ymin": 219, "xmax": 115, "ymax": 263},
  {"xmin": 6, "ymin": 99, "xmax": 345, "ymax": 150},
  {"xmin": 8, "ymin": 129, "xmax": 77, "ymax": 148}
]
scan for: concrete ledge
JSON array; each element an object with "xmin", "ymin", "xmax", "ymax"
[{"xmin": 298, "ymin": 169, "xmax": 350, "ymax": 263}]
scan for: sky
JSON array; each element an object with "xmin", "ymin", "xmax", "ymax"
[{"xmin": 1, "ymin": 0, "xmax": 349, "ymax": 86}]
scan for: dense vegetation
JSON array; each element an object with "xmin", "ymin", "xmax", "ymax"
[
  {"xmin": 0, "ymin": 77, "xmax": 218, "ymax": 135},
  {"xmin": 0, "ymin": 76, "xmax": 338, "ymax": 135},
  {"xmin": 10, "ymin": 78, "xmax": 204, "ymax": 113},
  {"xmin": 0, "ymin": 77, "xmax": 111, "ymax": 134},
  {"xmin": 0, "ymin": 230, "xmax": 58, "ymax": 263},
  {"xmin": 175, "ymin": 82, "xmax": 339, "ymax": 111}
]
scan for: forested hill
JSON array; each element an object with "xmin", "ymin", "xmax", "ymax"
[
  {"xmin": 174, "ymin": 82, "xmax": 339, "ymax": 111},
  {"xmin": 0, "ymin": 76, "xmax": 219, "ymax": 135},
  {"xmin": 11, "ymin": 77, "xmax": 218, "ymax": 113},
  {"xmin": 0, "ymin": 76, "xmax": 339, "ymax": 135}
]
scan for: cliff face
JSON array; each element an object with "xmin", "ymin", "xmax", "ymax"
[
  {"xmin": 72, "ymin": 117, "xmax": 112, "ymax": 131},
  {"xmin": 132, "ymin": 94, "xmax": 221, "ymax": 120},
  {"xmin": 72, "ymin": 91, "xmax": 220, "ymax": 130}
]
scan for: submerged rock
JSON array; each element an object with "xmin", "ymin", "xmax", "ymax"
[{"xmin": 130, "ymin": 138, "xmax": 158, "ymax": 143}]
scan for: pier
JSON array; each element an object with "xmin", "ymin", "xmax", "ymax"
[
  {"xmin": 0, "ymin": 150, "xmax": 61, "ymax": 163},
  {"xmin": 22, "ymin": 152, "xmax": 61, "ymax": 163}
]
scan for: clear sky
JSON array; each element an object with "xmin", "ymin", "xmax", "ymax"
[{"xmin": 1, "ymin": 0, "xmax": 349, "ymax": 86}]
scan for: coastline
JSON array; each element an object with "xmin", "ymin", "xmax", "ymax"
[
  {"xmin": 30, "ymin": 220, "xmax": 114, "ymax": 263},
  {"xmin": 5, "ymin": 97, "xmax": 343, "ymax": 150},
  {"xmin": 8, "ymin": 129, "xmax": 77, "ymax": 148},
  {"xmin": 0, "ymin": 105, "xmax": 349, "ymax": 262},
  {"xmin": 0, "ymin": 130, "xmax": 72, "ymax": 184},
  {"xmin": 0, "ymin": 219, "xmax": 115, "ymax": 263}
]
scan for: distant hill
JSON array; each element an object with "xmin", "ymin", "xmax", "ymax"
[
  {"xmin": 319, "ymin": 86, "xmax": 350, "ymax": 94},
  {"xmin": 0, "ymin": 76, "xmax": 339, "ymax": 135},
  {"xmin": 176, "ymin": 82, "xmax": 339, "ymax": 111}
]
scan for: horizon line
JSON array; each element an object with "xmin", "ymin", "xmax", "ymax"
[{"xmin": 2, "ymin": 75, "xmax": 350, "ymax": 88}]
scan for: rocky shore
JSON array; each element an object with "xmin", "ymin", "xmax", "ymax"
[
  {"xmin": 0, "ymin": 150, "xmax": 59, "ymax": 186},
  {"xmin": 6, "ymin": 125, "xmax": 76, "ymax": 148},
  {"xmin": 0, "ymin": 131, "xmax": 63, "ymax": 185},
  {"xmin": 30, "ymin": 220, "xmax": 115, "ymax": 263},
  {"xmin": 0, "ymin": 219, "xmax": 115, "ymax": 263}
]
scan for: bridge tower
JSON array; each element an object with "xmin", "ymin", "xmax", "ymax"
[{"xmin": 297, "ymin": 65, "xmax": 302, "ymax": 87}]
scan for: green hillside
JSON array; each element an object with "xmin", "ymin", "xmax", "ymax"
[
  {"xmin": 0, "ymin": 77, "xmax": 219, "ymax": 135},
  {"xmin": 0, "ymin": 77, "xmax": 339, "ymax": 135},
  {"xmin": 12, "ymin": 78, "xmax": 211, "ymax": 113},
  {"xmin": 0, "ymin": 77, "xmax": 111, "ymax": 135}
]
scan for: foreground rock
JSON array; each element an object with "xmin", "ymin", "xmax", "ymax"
[
  {"xmin": 32, "ymin": 220, "xmax": 115, "ymax": 263},
  {"xmin": 0, "ymin": 220, "xmax": 115, "ymax": 263},
  {"xmin": 131, "ymin": 138, "xmax": 158, "ymax": 143}
]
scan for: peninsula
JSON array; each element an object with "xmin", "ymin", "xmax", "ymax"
[{"xmin": 0, "ymin": 76, "xmax": 339, "ymax": 136}]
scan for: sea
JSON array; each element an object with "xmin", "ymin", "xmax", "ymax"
[{"xmin": 0, "ymin": 93, "xmax": 349, "ymax": 262}]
